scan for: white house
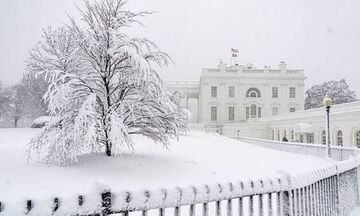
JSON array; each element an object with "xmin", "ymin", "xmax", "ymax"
[{"xmin": 166, "ymin": 62, "xmax": 360, "ymax": 147}]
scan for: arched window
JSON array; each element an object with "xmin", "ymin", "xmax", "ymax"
[
  {"xmin": 336, "ymin": 130, "xmax": 343, "ymax": 146},
  {"xmin": 355, "ymin": 131, "xmax": 360, "ymax": 148},
  {"xmin": 321, "ymin": 130, "xmax": 326, "ymax": 145},
  {"xmin": 246, "ymin": 88, "xmax": 261, "ymax": 98}
]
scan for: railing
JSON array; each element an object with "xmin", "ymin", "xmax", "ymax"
[
  {"xmin": 237, "ymin": 136, "xmax": 356, "ymax": 161},
  {"xmin": 1, "ymin": 140, "xmax": 360, "ymax": 215}
]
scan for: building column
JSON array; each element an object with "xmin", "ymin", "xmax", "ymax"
[{"xmin": 196, "ymin": 95, "xmax": 201, "ymax": 123}]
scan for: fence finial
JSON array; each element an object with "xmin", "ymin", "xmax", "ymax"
[
  {"xmin": 92, "ymin": 180, "xmax": 112, "ymax": 215},
  {"xmin": 276, "ymin": 170, "xmax": 292, "ymax": 190},
  {"xmin": 26, "ymin": 200, "xmax": 32, "ymax": 213},
  {"xmin": 101, "ymin": 190, "xmax": 112, "ymax": 215},
  {"xmin": 53, "ymin": 197, "xmax": 59, "ymax": 212}
]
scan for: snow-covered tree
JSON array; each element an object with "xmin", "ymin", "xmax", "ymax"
[
  {"xmin": 0, "ymin": 85, "xmax": 23, "ymax": 127},
  {"xmin": 17, "ymin": 71, "xmax": 49, "ymax": 118},
  {"xmin": 305, "ymin": 79, "xmax": 358, "ymax": 109},
  {"xmin": 0, "ymin": 73, "xmax": 48, "ymax": 127},
  {"xmin": 26, "ymin": 0, "xmax": 189, "ymax": 165},
  {"xmin": 0, "ymin": 86, "xmax": 12, "ymax": 122}
]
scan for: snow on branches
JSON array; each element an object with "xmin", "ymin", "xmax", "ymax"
[
  {"xmin": 305, "ymin": 79, "xmax": 358, "ymax": 110},
  {"xmin": 26, "ymin": 0, "xmax": 189, "ymax": 165}
]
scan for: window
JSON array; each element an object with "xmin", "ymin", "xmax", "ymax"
[
  {"xmin": 246, "ymin": 104, "xmax": 261, "ymax": 119},
  {"xmin": 211, "ymin": 106, "xmax": 217, "ymax": 121},
  {"xmin": 321, "ymin": 130, "xmax": 326, "ymax": 145},
  {"xmin": 291, "ymin": 130, "xmax": 294, "ymax": 141},
  {"xmin": 246, "ymin": 88, "xmax": 261, "ymax": 98},
  {"xmin": 290, "ymin": 87, "xmax": 296, "ymax": 98},
  {"xmin": 250, "ymin": 104, "xmax": 257, "ymax": 118},
  {"xmin": 283, "ymin": 130, "xmax": 287, "ymax": 139},
  {"xmin": 290, "ymin": 107, "xmax": 296, "ymax": 113},
  {"xmin": 228, "ymin": 86, "xmax": 235, "ymax": 97},
  {"xmin": 299, "ymin": 134, "xmax": 304, "ymax": 143},
  {"xmin": 272, "ymin": 130, "xmax": 275, "ymax": 140},
  {"xmin": 258, "ymin": 107, "xmax": 262, "ymax": 118},
  {"xmin": 211, "ymin": 86, "xmax": 217, "ymax": 97},
  {"xmin": 277, "ymin": 130, "xmax": 280, "ymax": 141},
  {"xmin": 272, "ymin": 87, "xmax": 278, "ymax": 98},
  {"xmin": 272, "ymin": 107, "xmax": 279, "ymax": 115},
  {"xmin": 307, "ymin": 134, "xmax": 314, "ymax": 143},
  {"xmin": 336, "ymin": 130, "xmax": 343, "ymax": 146},
  {"xmin": 356, "ymin": 131, "xmax": 360, "ymax": 148},
  {"xmin": 228, "ymin": 106, "xmax": 235, "ymax": 121}
]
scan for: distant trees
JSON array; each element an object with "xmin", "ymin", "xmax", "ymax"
[
  {"xmin": 17, "ymin": 71, "xmax": 49, "ymax": 118},
  {"xmin": 0, "ymin": 86, "xmax": 13, "ymax": 124},
  {"xmin": 0, "ymin": 72, "xmax": 49, "ymax": 127},
  {"xmin": 305, "ymin": 79, "xmax": 358, "ymax": 110},
  {"xmin": 26, "ymin": 0, "xmax": 189, "ymax": 164}
]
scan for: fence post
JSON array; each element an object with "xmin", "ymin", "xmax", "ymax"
[
  {"xmin": 101, "ymin": 190, "xmax": 112, "ymax": 215},
  {"xmin": 335, "ymin": 165, "xmax": 341, "ymax": 216},
  {"xmin": 276, "ymin": 170, "xmax": 292, "ymax": 216},
  {"xmin": 355, "ymin": 165, "xmax": 360, "ymax": 206}
]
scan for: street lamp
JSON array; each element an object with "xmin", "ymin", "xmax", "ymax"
[
  {"xmin": 236, "ymin": 129, "xmax": 240, "ymax": 140},
  {"xmin": 323, "ymin": 94, "xmax": 333, "ymax": 158}
]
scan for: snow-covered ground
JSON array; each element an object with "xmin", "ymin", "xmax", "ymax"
[
  {"xmin": 0, "ymin": 128, "xmax": 332, "ymax": 202},
  {"xmin": 350, "ymin": 208, "xmax": 360, "ymax": 216}
]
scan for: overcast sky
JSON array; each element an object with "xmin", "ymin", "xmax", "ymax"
[{"xmin": 1, "ymin": 0, "xmax": 360, "ymax": 95}]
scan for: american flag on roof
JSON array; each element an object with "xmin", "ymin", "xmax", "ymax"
[{"xmin": 231, "ymin": 48, "xmax": 239, "ymax": 53}]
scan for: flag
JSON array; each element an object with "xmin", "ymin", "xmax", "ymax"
[{"xmin": 231, "ymin": 48, "xmax": 239, "ymax": 53}]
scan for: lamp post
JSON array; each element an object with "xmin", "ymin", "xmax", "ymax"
[
  {"xmin": 236, "ymin": 129, "xmax": 240, "ymax": 140},
  {"xmin": 323, "ymin": 94, "xmax": 333, "ymax": 158}
]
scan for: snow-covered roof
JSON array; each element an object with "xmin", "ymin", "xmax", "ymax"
[
  {"xmin": 262, "ymin": 101, "xmax": 360, "ymax": 122},
  {"xmin": 294, "ymin": 123, "xmax": 314, "ymax": 134}
]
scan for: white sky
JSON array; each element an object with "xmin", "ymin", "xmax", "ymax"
[{"xmin": 1, "ymin": 0, "xmax": 360, "ymax": 95}]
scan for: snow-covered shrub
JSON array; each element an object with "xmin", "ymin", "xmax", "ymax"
[
  {"xmin": 26, "ymin": 0, "xmax": 189, "ymax": 165},
  {"xmin": 31, "ymin": 116, "xmax": 52, "ymax": 128}
]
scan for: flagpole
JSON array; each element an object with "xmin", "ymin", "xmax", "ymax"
[{"xmin": 230, "ymin": 49, "xmax": 232, "ymax": 67}]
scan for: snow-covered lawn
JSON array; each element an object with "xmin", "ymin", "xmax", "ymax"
[
  {"xmin": 0, "ymin": 128, "xmax": 332, "ymax": 202},
  {"xmin": 350, "ymin": 208, "xmax": 360, "ymax": 216}
]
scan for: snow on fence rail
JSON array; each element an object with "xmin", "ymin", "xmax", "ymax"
[{"xmin": 1, "ymin": 145, "xmax": 360, "ymax": 215}]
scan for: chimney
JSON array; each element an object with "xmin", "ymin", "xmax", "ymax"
[{"xmin": 279, "ymin": 61, "xmax": 287, "ymax": 72}]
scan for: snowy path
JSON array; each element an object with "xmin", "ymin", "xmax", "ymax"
[{"xmin": 0, "ymin": 129, "xmax": 332, "ymax": 202}]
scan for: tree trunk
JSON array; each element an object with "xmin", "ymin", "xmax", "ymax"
[
  {"xmin": 103, "ymin": 121, "xmax": 112, "ymax": 157},
  {"xmin": 105, "ymin": 142, "xmax": 111, "ymax": 156}
]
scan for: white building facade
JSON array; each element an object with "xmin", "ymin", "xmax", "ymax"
[
  {"xmin": 265, "ymin": 102, "xmax": 360, "ymax": 147},
  {"xmin": 166, "ymin": 62, "xmax": 360, "ymax": 147}
]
